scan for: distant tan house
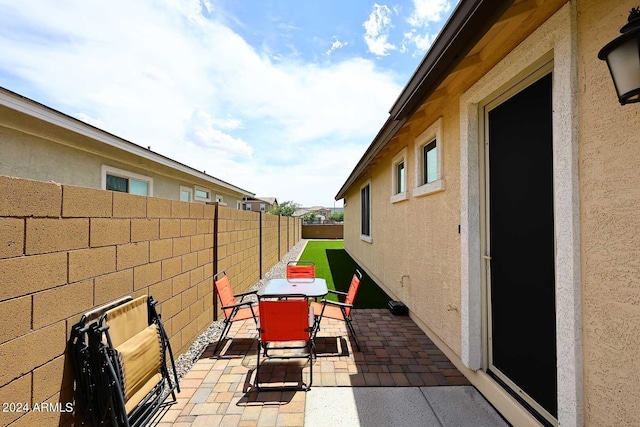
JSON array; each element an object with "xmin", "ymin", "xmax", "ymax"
[
  {"xmin": 0, "ymin": 87, "xmax": 254, "ymax": 207},
  {"xmin": 243, "ymin": 196, "xmax": 278, "ymax": 212},
  {"xmin": 337, "ymin": 1, "xmax": 640, "ymax": 426},
  {"xmin": 292, "ymin": 206, "xmax": 333, "ymax": 222}
]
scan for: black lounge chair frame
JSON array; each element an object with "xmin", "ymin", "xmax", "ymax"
[{"xmin": 70, "ymin": 295, "xmax": 180, "ymax": 427}]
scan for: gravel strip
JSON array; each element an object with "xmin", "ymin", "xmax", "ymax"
[{"xmin": 170, "ymin": 239, "xmax": 309, "ymax": 380}]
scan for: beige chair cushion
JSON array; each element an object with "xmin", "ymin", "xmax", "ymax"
[
  {"xmin": 117, "ymin": 324, "xmax": 163, "ymax": 413},
  {"xmin": 105, "ymin": 296, "xmax": 149, "ymax": 347}
]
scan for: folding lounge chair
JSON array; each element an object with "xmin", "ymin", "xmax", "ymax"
[
  {"xmin": 310, "ymin": 269, "xmax": 363, "ymax": 351},
  {"xmin": 286, "ymin": 260, "xmax": 316, "ymax": 279},
  {"xmin": 255, "ymin": 295, "xmax": 315, "ymax": 391},
  {"xmin": 70, "ymin": 296, "xmax": 133, "ymax": 426},
  {"xmin": 213, "ymin": 271, "xmax": 259, "ymax": 355},
  {"xmin": 70, "ymin": 295, "xmax": 179, "ymax": 427}
]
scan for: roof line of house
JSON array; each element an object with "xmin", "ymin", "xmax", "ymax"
[
  {"xmin": 0, "ymin": 86, "xmax": 255, "ymax": 197},
  {"xmin": 335, "ymin": 0, "xmax": 513, "ymax": 201}
]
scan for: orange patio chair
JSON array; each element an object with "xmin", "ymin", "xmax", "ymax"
[
  {"xmin": 255, "ymin": 296, "xmax": 315, "ymax": 391},
  {"xmin": 310, "ymin": 269, "xmax": 363, "ymax": 351},
  {"xmin": 286, "ymin": 260, "xmax": 316, "ymax": 279},
  {"xmin": 213, "ymin": 271, "xmax": 259, "ymax": 355}
]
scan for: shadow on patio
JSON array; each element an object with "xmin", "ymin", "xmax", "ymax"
[{"xmin": 155, "ymin": 309, "xmax": 508, "ymax": 427}]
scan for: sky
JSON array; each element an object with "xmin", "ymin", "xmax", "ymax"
[{"xmin": 0, "ymin": 0, "xmax": 457, "ymax": 207}]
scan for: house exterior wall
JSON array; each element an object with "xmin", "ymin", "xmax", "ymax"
[
  {"xmin": 344, "ymin": 97, "xmax": 463, "ymax": 356},
  {"xmin": 577, "ymin": 0, "xmax": 640, "ymax": 425},
  {"xmin": 243, "ymin": 201, "xmax": 273, "ymax": 212},
  {"xmin": 343, "ymin": 1, "xmax": 640, "ymax": 425},
  {"xmin": 0, "ymin": 175, "xmax": 301, "ymax": 427},
  {"xmin": 0, "ymin": 120, "xmax": 247, "ymax": 208}
]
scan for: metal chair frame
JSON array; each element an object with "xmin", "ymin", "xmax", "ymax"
[
  {"xmin": 255, "ymin": 295, "xmax": 315, "ymax": 391},
  {"xmin": 70, "ymin": 296, "xmax": 179, "ymax": 427},
  {"xmin": 286, "ymin": 260, "xmax": 316, "ymax": 279},
  {"xmin": 213, "ymin": 271, "xmax": 259, "ymax": 355},
  {"xmin": 312, "ymin": 269, "xmax": 363, "ymax": 351}
]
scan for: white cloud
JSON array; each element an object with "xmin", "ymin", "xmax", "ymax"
[
  {"xmin": 400, "ymin": 0, "xmax": 453, "ymax": 56},
  {"xmin": 363, "ymin": 3, "xmax": 396, "ymax": 57},
  {"xmin": 401, "ymin": 29, "xmax": 435, "ymax": 56},
  {"xmin": 0, "ymin": 0, "xmax": 403, "ymax": 206},
  {"xmin": 185, "ymin": 109, "xmax": 252, "ymax": 158},
  {"xmin": 325, "ymin": 36, "xmax": 348, "ymax": 56},
  {"xmin": 407, "ymin": 0, "xmax": 453, "ymax": 27}
]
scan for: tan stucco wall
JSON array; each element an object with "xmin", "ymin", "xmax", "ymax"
[
  {"xmin": 0, "ymin": 120, "xmax": 246, "ymax": 208},
  {"xmin": 344, "ymin": 98, "xmax": 463, "ymax": 355},
  {"xmin": 343, "ymin": 1, "xmax": 640, "ymax": 425},
  {"xmin": 577, "ymin": 0, "xmax": 640, "ymax": 425}
]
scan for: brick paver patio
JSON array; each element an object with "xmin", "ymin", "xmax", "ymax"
[{"xmin": 156, "ymin": 309, "xmax": 470, "ymax": 427}]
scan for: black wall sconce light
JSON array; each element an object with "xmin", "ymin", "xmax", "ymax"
[{"xmin": 598, "ymin": 7, "xmax": 640, "ymax": 105}]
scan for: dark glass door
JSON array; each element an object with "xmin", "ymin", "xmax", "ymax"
[{"xmin": 486, "ymin": 72, "xmax": 557, "ymax": 420}]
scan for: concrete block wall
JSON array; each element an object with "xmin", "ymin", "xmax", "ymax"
[
  {"xmin": 0, "ymin": 176, "xmax": 301, "ymax": 427},
  {"xmin": 213, "ymin": 210, "xmax": 302, "ymax": 319},
  {"xmin": 288, "ymin": 216, "xmax": 295, "ymax": 249},
  {"xmin": 216, "ymin": 207, "xmax": 260, "ymax": 296},
  {"xmin": 0, "ymin": 176, "xmax": 217, "ymax": 426},
  {"xmin": 279, "ymin": 216, "xmax": 289, "ymax": 259},
  {"xmin": 261, "ymin": 213, "xmax": 280, "ymax": 275},
  {"xmin": 302, "ymin": 224, "xmax": 344, "ymax": 239}
]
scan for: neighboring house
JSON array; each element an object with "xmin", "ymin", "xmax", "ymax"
[
  {"xmin": 336, "ymin": 1, "xmax": 639, "ymax": 426},
  {"xmin": 243, "ymin": 196, "xmax": 278, "ymax": 212},
  {"xmin": 328, "ymin": 207, "xmax": 344, "ymax": 216},
  {"xmin": 0, "ymin": 87, "xmax": 254, "ymax": 207},
  {"xmin": 292, "ymin": 206, "xmax": 333, "ymax": 221}
]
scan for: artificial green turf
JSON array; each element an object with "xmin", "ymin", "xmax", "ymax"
[
  {"xmin": 299, "ymin": 240, "xmax": 391, "ymax": 308},
  {"xmin": 299, "ymin": 240, "xmax": 343, "ymax": 291}
]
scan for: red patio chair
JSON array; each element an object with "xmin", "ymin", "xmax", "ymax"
[
  {"xmin": 310, "ymin": 269, "xmax": 363, "ymax": 351},
  {"xmin": 255, "ymin": 296, "xmax": 315, "ymax": 391},
  {"xmin": 213, "ymin": 271, "xmax": 259, "ymax": 355},
  {"xmin": 286, "ymin": 260, "xmax": 316, "ymax": 279}
]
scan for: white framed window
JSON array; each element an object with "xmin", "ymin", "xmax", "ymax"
[
  {"xmin": 360, "ymin": 180, "xmax": 372, "ymax": 243},
  {"xmin": 194, "ymin": 186, "xmax": 211, "ymax": 202},
  {"xmin": 180, "ymin": 186, "xmax": 193, "ymax": 202},
  {"xmin": 246, "ymin": 204, "xmax": 252, "ymax": 211},
  {"xmin": 260, "ymin": 203, "xmax": 266, "ymax": 211},
  {"xmin": 390, "ymin": 147, "xmax": 408, "ymax": 203},
  {"xmin": 414, "ymin": 118, "xmax": 444, "ymax": 197},
  {"xmin": 101, "ymin": 165, "xmax": 153, "ymax": 196},
  {"xmin": 237, "ymin": 201, "xmax": 242, "ymax": 210}
]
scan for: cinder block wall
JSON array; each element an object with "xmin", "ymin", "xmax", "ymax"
[
  {"xmin": 288, "ymin": 216, "xmax": 295, "ymax": 249},
  {"xmin": 216, "ymin": 207, "xmax": 260, "ymax": 295},
  {"xmin": 279, "ymin": 216, "xmax": 288, "ymax": 259},
  {"xmin": 302, "ymin": 224, "xmax": 344, "ymax": 239},
  {"xmin": 0, "ymin": 176, "xmax": 301, "ymax": 426},
  {"xmin": 261, "ymin": 214, "xmax": 280, "ymax": 275}
]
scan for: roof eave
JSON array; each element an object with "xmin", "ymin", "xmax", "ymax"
[
  {"xmin": 389, "ymin": 0, "xmax": 515, "ymax": 120},
  {"xmin": 335, "ymin": 0, "xmax": 515, "ymax": 201},
  {"xmin": 335, "ymin": 117, "xmax": 406, "ymax": 200},
  {"xmin": 0, "ymin": 87, "xmax": 255, "ymax": 197}
]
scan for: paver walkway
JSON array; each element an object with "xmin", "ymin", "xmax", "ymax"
[{"xmin": 156, "ymin": 309, "xmax": 503, "ymax": 427}]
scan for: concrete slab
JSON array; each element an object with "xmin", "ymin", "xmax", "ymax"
[
  {"xmin": 421, "ymin": 386, "xmax": 509, "ymax": 427},
  {"xmin": 305, "ymin": 387, "xmax": 442, "ymax": 427}
]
